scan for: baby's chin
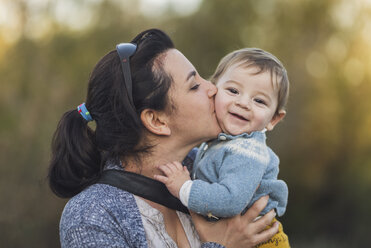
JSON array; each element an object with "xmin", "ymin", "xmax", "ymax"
[
  {"xmin": 221, "ymin": 126, "xmax": 256, "ymax": 136},
  {"xmin": 222, "ymin": 129, "xmax": 249, "ymax": 136},
  {"xmin": 217, "ymin": 119, "xmax": 254, "ymax": 135}
]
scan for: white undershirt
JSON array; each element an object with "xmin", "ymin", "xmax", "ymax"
[
  {"xmin": 179, "ymin": 180, "xmax": 193, "ymax": 207},
  {"xmin": 134, "ymin": 195, "xmax": 201, "ymax": 248}
]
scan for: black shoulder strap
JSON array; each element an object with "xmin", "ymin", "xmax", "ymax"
[{"xmin": 98, "ymin": 169, "xmax": 189, "ymax": 214}]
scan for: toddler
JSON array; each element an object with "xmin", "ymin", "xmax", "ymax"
[{"xmin": 155, "ymin": 48, "xmax": 290, "ymax": 247}]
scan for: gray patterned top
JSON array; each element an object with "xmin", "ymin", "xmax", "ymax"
[{"xmin": 59, "ymin": 156, "xmax": 225, "ymax": 248}]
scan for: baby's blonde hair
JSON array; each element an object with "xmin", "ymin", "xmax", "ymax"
[{"xmin": 211, "ymin": 48, "xmax": 289, "ymax": 115}]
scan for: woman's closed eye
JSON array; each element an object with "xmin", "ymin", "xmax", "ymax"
[{"xmin": 190, "ymin": 83, "xmax": 200, "ymax": 90}]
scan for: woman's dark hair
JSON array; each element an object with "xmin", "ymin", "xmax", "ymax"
[{"xmin": 48, "ymin": 29, "xmax": 175, "ymax": 198}]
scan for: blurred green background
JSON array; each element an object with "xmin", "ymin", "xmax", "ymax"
[{"xmin": 1, "ymin": 0, "xmax": 371, "ymax": 247}]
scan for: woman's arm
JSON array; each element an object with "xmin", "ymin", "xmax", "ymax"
[
  {"xmin": 193, "ymin": 196, "xmax": 279, "ymax": 248},
  {"xmin": 62, "ymin": 224, "xmax": 131, "ymax": 248},
  {"xmin": 60, "ymin": 185, "xmax": 148, "ymax": 248}
]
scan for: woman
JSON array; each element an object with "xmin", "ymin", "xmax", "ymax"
[{"xmin": 49, "ymin": 29, "xmax": 278, "ymax": 248}]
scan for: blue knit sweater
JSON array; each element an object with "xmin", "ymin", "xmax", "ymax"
[
  {"xmin": 189, "ymin": 131, "xmax": 288, "ymax": 218},
  {"xmin": 59, "ymin": 160, "xmax": 225, "ymax": 247}
]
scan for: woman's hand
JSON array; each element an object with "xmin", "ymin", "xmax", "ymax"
[
  {"xmin": 191, "ymin": 196, "xmax": 279, "ymax": 248},
  {"xmin": 154, "ymin": 161, "xmax": 191, "ymax": 198}
]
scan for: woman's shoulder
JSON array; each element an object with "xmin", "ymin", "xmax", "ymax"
[
  {"xmin": 59, "ymin": 184, "xmax": 147, "ymax": 247},
  {"xmin": 60, "ymin": 183, "xmax": 140, "ymax": 233},
  {"xmin": 67, "ymin": 182, "xmax": 132, "ymax": 204}
]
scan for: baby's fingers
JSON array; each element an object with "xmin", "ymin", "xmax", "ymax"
[
  {"xmin": 154, "ymin": 174, "xmax": 169, "ymax": 184},
  {"xmin": 158, "ymin": 164, "xmax": 174, "ymax": 176},
  {"xmin": 183, "ymin": 166, "xmax": 190, "ymax": 175},
  {"xmin": 172, "ymin": 161, "xmax": 183, "ymax": 170}
]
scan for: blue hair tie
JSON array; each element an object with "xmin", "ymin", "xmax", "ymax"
[{"xmin": 77, "ymin": 103, "xmax": 93, "ymax": 122}]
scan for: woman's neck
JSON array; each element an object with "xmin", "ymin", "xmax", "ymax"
[{"xmin": 124, "ymin": 140, "xmax": 194, "ymax": 179}]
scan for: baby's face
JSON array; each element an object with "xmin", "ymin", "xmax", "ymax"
[{"xmin": 214, "ymin": 64, "xmax": 282, "ymax": 135}]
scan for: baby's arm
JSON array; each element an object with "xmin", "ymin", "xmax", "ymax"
[
  {"xmin": 188, "ymin": 137, "xmax": 271, "ymax": 217},
  {"xmin": 154, "ymin": 161, "xmax": 191, "ymax": 199}
]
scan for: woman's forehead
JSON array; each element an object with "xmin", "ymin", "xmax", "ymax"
[{"xmin": 163, "ymin": 49, "xmax": 196, "ymax": 83}]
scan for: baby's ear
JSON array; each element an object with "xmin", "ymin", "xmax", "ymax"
[{"xmin": 266, "ymin": 110, "xmax": 286, "ymax": 131}]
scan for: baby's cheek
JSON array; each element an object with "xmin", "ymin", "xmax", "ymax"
[{"xmin": 214, "ymin": 95, "xmax": 225, "ymax": 115}]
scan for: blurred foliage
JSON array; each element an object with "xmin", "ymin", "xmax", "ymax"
[{"xmin": 0, "ymin": 0, "xmax": 371, "ymax": 247}]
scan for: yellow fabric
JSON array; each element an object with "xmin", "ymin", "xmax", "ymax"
[{"xmin": 256, "ymin": 218, "xmax": 290, "ymax": 248}]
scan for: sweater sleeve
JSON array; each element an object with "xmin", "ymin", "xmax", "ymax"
[
  {"xmin": 202, "ymin": 242, "xmax": 226, "ymax": 248},
  {"xmin": 62, "ymin": 224, "xmax": 131, "ymax": 248},
  {"xmin": 250, "ymin": 148, "xmax": 288, "ymax": 216},
  {"xmin": 60, "ymin": 184, "xmax": 148, "ymax": 248},
  {"xmin": 188, "ymin": 137, "xmax": 270, "ymax": 217}
]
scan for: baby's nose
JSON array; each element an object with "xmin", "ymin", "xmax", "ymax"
[{"xmin": 236, "ymin": 98, "xmax": 251, "ymax": 109}]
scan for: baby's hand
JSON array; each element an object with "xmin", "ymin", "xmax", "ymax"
[{"xmin": 154, "ymin": 161, "xmax": 191, "ymax": 199}]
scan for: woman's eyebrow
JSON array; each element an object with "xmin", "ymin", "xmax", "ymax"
[{"xmin": 186, "ymin": 70, "xmax": 196, "ymax": 82}]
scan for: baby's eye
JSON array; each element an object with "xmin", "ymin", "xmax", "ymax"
[
  {"xmin": 190, "ymin": 83, "xmax": 200, "ymax": 90},
  {"xmin": 254, "ymin": 98, "xmax": 266, "ymax": 105},
  {"xmin": 227, "ymin": 87, "xmax": 239, "ymax": 94}
]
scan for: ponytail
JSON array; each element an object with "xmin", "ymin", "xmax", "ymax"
[{"xmin": 48, "ymin": 110, "xmax": 101, "ymax": 198}]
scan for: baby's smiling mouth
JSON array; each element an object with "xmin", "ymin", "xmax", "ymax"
[{"xmin": 230, "ymin": 112, "xmax": 248, "ymax": 121}]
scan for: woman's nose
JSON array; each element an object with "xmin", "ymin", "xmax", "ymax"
[{"xmin": 206, "ymin": 81, "xmax": 217, "ymax": 97}]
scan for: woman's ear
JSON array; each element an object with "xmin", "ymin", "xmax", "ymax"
[
  {"xmin": 140, "ymin": 109, "xmax": 171, "ymax": 136},
  {"xmin": 266, "ymin": 110, "xmax": 286, "ymax": 131}
]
